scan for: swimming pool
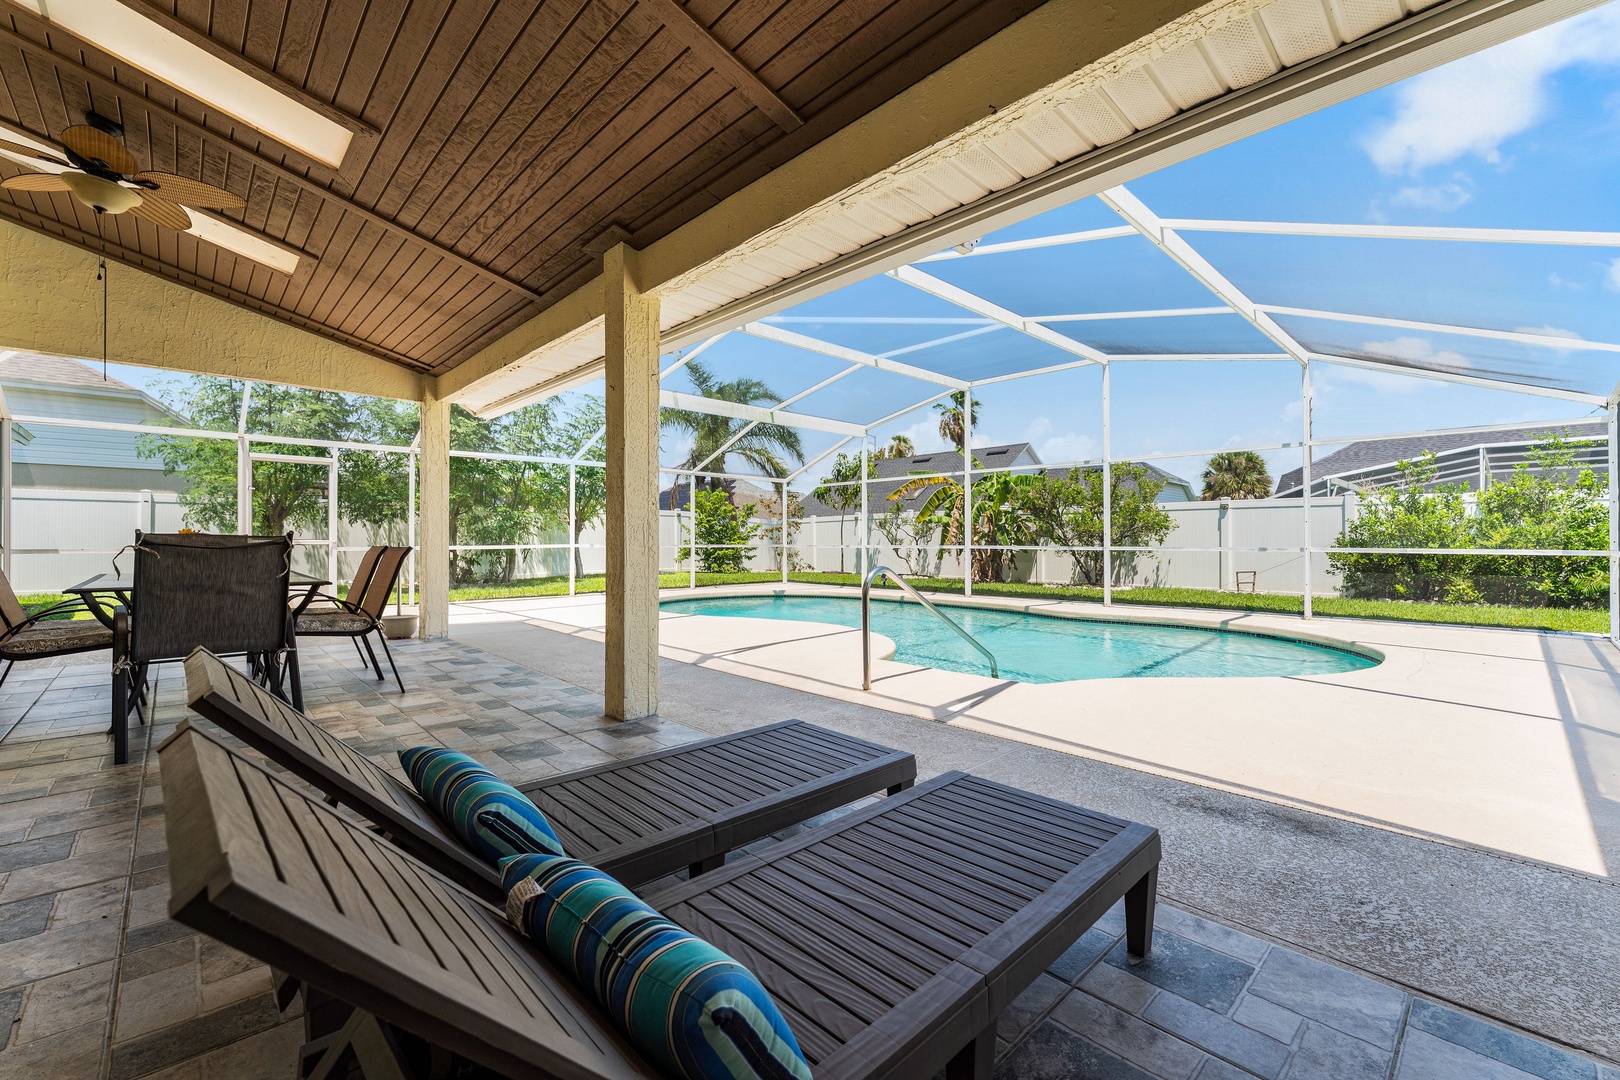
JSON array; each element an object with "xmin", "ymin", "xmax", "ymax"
[{"xmin": 659, "ymin": 594, "xmax": 1378, "ymax": 683}]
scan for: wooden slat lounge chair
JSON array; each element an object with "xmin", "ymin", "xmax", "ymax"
[
  {"xmin": 162, "ymin": 724, "xmax": 1160, "ymax": 1080},
  {"xmin": 182, "ymin": 648, "xmax": 917, "ymax": 902}
]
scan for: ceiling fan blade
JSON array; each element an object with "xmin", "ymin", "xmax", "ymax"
[
  {"xmin": 127, "ymin": 193, "xmax": 191, "ymax": 231},
  {"xmin": 60, "ymin": 125, "xmax": 137, "ymax": 175},
  {"xmin": 131, "ymin": 171, "xmax": 245, "ymax": 210},
  {"xmin": 0, "ymin": 140, "xmax": 70, "ymax": 167},
  {"xmin": 1, "ymin": 172, "xmax": 72, "ymax": 192}
]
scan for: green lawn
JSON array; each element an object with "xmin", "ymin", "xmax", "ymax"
[{"xmin": 448, "ymin": 573, "xmax": 1608, "ymax": 633}]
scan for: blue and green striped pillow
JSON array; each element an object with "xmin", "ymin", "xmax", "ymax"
[
  {"xmin": 502, "ymin": 853, "xmax": 811, "ymax": 1080},
  {"xmin": 398, "ymin": 746, "xmax": 565, "ymax": 864}
]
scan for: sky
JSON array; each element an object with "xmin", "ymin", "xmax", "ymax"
[{"xmin": 80, "ymin": 1, "xmax": 1620, "ymax": 494}]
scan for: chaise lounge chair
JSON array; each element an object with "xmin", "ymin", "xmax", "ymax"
[
  {"xmin": 161, "ymin": 723, "xmax": 1160, "ymax": 1080},
  {"xmin": 181, "ymin": 648, "xmax": 917, "ymax": 902}
]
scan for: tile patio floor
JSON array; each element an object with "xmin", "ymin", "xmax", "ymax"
[{"xmin": 0, "ymin": 636, "xmax": 1614, "ymax": 1079}]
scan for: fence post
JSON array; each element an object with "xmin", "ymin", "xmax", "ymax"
[{"xmin": 568, "ymin": 463, "xmax": 577, "ymax": 596}]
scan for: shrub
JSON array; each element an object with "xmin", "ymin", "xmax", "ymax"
[{"xmin": 678, "ymin": 488, "xmax": 760, "ymax": 573}]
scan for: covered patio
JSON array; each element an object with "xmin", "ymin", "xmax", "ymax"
[{"xmin": 2, "ymin": 0, "xmax": 1619, "ymax": 1077}]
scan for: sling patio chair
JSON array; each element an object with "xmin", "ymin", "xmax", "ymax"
[
  {"xmin": 295, "ymin": 544, "xmax": 411, "ymax": 692},
  {"xmin": 182, "ymin": 647, "xmax": 917, "ymax": 902},
  {"xmin": 162, "ymin": 723, "xmax": 1160, "ymax": 1080},
  {"xmin": 111, "ymin": 531, "xmax": 299, "ymax": 765},
  {"xmin": 0, "ymin": 568, "xmax": 113, "ymax": 687}
]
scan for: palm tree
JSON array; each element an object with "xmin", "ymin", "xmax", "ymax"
[
  {"xmin": 933, "ymin": 392, "xmax": 981, "ymax": 451},
  {"xmin": 660, "ymin": 361, "xmax": 804, "ymax": 501},
  {"xmin": 874, "ymin": 434, "xmax": 914, "ymax": 460},
  {"xmin": 1201, "ymin": 450, "xmax": 1273, "ymax": 500}
]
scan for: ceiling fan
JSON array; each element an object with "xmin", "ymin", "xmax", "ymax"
[{"xmin": 0, "ymin": 111, "xmax": 244, "ymax": 230}]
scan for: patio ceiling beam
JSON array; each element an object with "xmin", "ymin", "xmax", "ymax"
[
  {"xmin": 660, "ymin": 391, "xmax": 865, "ymax": 437},
  {"xmin": 638, "ymin": 0, "xmax": 802, "ymax": 132},
  {"xmin": 1163, "ymin": 219, "xmax": 1620, "ymax": 247},
  {"xmin": 1308, "ymin": 353, "xmax": 1606, "ymax": 405},
  {"xmin": 1261, "ymin": 306, "xmax": 1620, "ymax": 355},
  {"xmin": 887, "ymin": 265, "xmax": 1107, "ymax": 364},
  {"xmin": 691, "ymin": 362, "xmax": 867, "ymax": 472},
  {"xmin": 740, "ymin": 322, "xmax": 968, "ymax": 388},
  {"xmin": 1100, "ymin": 185, "xmax": 1311, "ymax": 367}
]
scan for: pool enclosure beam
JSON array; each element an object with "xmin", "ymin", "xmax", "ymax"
[
  {"xmin": 603, "ymin": 245, "xmax": 663, "ymax": 721},
  {"xmin": 888, "ymin": 265, "xmax": 1106, "ymax": 365},
  {"xmin": 741, "ymin": 323, "xmax": 968, "ymax": 389}
]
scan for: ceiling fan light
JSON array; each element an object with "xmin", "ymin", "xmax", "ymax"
[{"xmin": 61, "ymin": 172, "xmax": 143, "ymax": 215}]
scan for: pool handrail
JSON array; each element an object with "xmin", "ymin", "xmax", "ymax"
[{"xmin": 862, "ymin": 565, "xmax": 998, "ymax": 689}]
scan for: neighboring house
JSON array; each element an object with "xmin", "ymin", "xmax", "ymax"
[
  {"xmin": 660, "ymin": 478, "xmax": 781, "ymax": 511},
  {"xmin": 0, "ymin": 351, "xmax": 188, "ymax": 492},
  {"xmin": 799, "ymin": 442, "xmax": 1193, "ymax": 516},
  {"xmin": 1274, "ymin": 422, "xmax": 1607, "ymax": 496}
]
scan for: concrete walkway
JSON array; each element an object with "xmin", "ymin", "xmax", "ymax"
[{"xmin": 451, "ymin": 593, "xmax": 1620, "ymax": 1065}]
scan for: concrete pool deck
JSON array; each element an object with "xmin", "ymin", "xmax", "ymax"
[{"xmin": 450, "ymin": 585, "xmax": 1620, "ymax": 880}]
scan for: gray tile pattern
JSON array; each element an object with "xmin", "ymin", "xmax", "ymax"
[{"xmin": 0, "ymin": 637, "xmax": 1611, "ymax": 1080}]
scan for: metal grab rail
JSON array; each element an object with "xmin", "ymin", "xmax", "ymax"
[{"xmin": 862, "ymin": 565, "xmax": 998, "ymax": 689}]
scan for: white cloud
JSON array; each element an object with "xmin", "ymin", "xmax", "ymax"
[
  {"xmin": 1361, "ymin": 6, "xmax": 1620, "ymax": 175},
  {"xmin": 1606, "ymin": 257, "xmax": 1620, "ymax": 293},
  {"xmin": 1035, "ymin": 433, "xmax": 1097, "ymax": 466},
  {"xmin": 1361, "ymin": 336, "xmax": 1474, "ymax": 372},
  {"xmin": 1513, "ymin": 324, "xmax": 1585, "ymax": 341},
  {"xmin": 1548, "ymin": 272, "xmax": 1586, "ymax": 291},
  {"xmin": 1386, "ymin": 179, "xmax": 1472, "ymax": 212}
]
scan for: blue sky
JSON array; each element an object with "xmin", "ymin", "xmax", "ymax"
[{"xmin": 94, "ymin": 2, "xmax": 1620, "ymax": 492}]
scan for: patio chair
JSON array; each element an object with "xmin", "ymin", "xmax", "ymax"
[
  {"xmin": 0, "ymin": 568, "xmax": 113, "ymax": 688},
  {"xmin": 295, "ymin": 545, "xmax": 411, "ymax": 692},
  {"xmin": 162, "ymin": 722, "xmax": 1160, "ymax": 1080},
  {"xmin": 182, "ymin": 647, "xmax": 917, "ymax": 902},
  {"xmin": 113, "ymin": 532, "xmax": 297, "ymax": 764}
]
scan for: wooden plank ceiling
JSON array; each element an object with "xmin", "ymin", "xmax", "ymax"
[{"xmin": 0, "ymin": 0, "xmax": 1043, "ymax": 376}]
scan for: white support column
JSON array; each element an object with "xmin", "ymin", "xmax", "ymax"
[
  {"xmin": 859, "ymin": 442, "xmax": 869, "ymax": 578},
  {"xmin": 0, "ymin": 415, "xmax": 11, "ymax": 581},
  {"xmin": 1302, "ymin": 361, "xmax": 1314, "ymax": 620},
  {"xmin": 419, "ymin": 385, "xmax": 451, "ymax": 639},
  {"xmin": 603, "ymin": 243, "xmax": 661, "ymax": 721},
  {"xmin": 688, "ymin": 473, "xmax": 697, "ymax": 590},
  {"xmin": 236, "ymin": 436, "xmax": 251, "ymax": 534},
  {"xmin": 568, "ymin": 463, "xmax": 577, "ymax": 596},
  {"xmin": 781, "ymin": 480, "xmax": 790, "ymax": 584},
  {"xmin": 1102, "ymin": 365, "xmax": 1112, "ymax": 606},
  {"xmin": 962, "ymin": 390, "xmax": 973, "ymax": 597},
  {"xmin": 328, "ymin": 449, "xmax": 340, "ymax": 585},
  {"xmin": 406, "ymin": 446, "xmax": 416, "ymax": 611},
  {"xmin": 1609, "ymin": 400, "xmax": 1618, "ymax": 647}
]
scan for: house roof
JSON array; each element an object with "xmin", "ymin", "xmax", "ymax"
[
  {"xmin": 1275, "ymin": 421, "xmax": 1608, "ymax": 495},
  {"xmin": 799, "ymin": 443, "xmax": 1038, "ymax": 517},
  {"xmin": 0, "ymin": 352, "xmax": 144, "ymax": 394}
]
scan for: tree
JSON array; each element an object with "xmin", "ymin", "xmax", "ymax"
[
  {"xmin": 677, "ymin": 488, "xmax": 760, "ymax": 572},
  {"xmin": 933, "ymin": 391, "xmax": 980, "ymax": 451},
  {"xmin": 890, "ymin": 459, "xmax": 1040, "ymax": 583},
  {"xmin": 872, "ymin": 502, "xmax": 939, "ymax": 577},
  {"xmin": 1020, "ymin": 464, "xmax": 1175, "ymax": 587},
  {"xmin": 137, "ymin": 379, "xmax": 417, "ymax": 538},
  {"xmin": 811, "ymin": 452, "xmax": 877, "ymax": 572},
  {"xmin": 1202, "ymin": 451, "xmax": 1273, "ymax": 501},
  {"xmin": 873, "ymin": 434, "xmax": 914, "ymax": 460},
  {"xmin": 660, "ymin": 361, "xmax": 803, "ymax": 488}
]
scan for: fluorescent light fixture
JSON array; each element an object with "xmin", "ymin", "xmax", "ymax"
[
  {"xmin": 18, "ymin": 0, "xmax": 352, "ymax": 168},
  {"xmin": 185, "ymin": 213, "xmax": 300, "ymax": 275}
]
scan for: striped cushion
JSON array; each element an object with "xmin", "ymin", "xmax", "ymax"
[
  {"xmin": 398, "ymin": 747, "xmax": 565, "ymax": 864},
  {"xmin": 502, "ymin": 853, "xmax": 811, "ymax": 1080}
]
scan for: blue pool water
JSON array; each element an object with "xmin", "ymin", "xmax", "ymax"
[{"xmin": 660, "ymin": 595, "xmax": 1378, "ymax": 683}]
